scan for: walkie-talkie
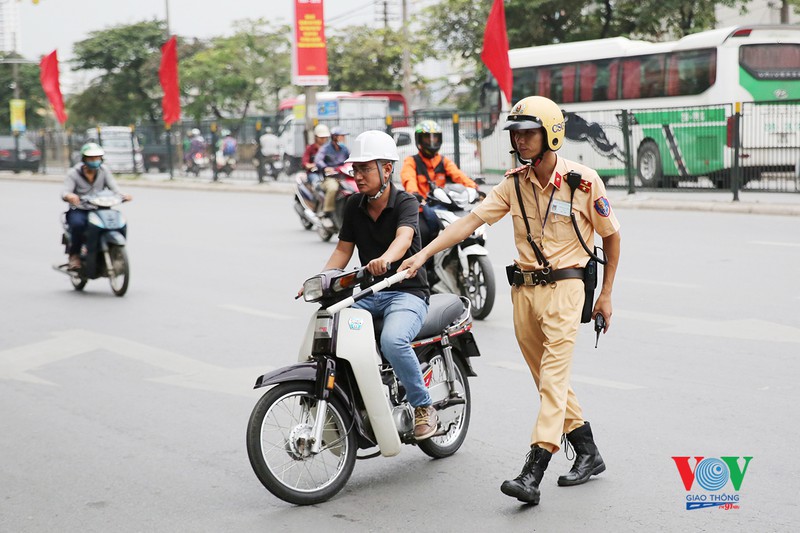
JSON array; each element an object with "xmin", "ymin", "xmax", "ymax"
[{"xmin": 594, "ymin": 314, "xmax": 606, "ymax": 349}]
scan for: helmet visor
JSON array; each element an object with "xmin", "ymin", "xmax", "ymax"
[{"xmin": 503, "ymin": 115, "xmax": 543, "ymax": 131}]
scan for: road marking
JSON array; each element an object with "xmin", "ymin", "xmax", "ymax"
[
  {"xmin": 0, "ymin": 329, "xmax": 269, "ymax": 397},
  {"xmin": 749, "ymin": 241, "xmax": 800, "ymax": 248},
  {"xmin": 615, "ymin": 310, "xmax": 800, "ymax": 344},
  {"xmin": 487, "ymin": 361, "xmax": 645, "ymax": 390},
  {"xmin": 220, "ymin": 304, "xmax": 294, "ymax": 320}
]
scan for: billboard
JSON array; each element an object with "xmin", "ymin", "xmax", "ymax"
[{"xmin": 292, "ymin": 0, "xmax": 329, "ymax": 86}]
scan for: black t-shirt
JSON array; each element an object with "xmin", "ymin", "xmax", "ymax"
[{"xmin": 339, "ymin": 184, "xmax": 430, "ymax": 301}]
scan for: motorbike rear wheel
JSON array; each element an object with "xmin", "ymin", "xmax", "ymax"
[
  {"xmin": 107, "ymin": 245, "xmax": 129, "ymax": 297},
  {"xmin": 247, "ymin": 382, "xmax": 357, "ymax": 505},
  {"xmin": 417, "ymin": 355, "xmax": 471, "ymax": 459},
  {"xmin": 460, "ymin": 255, "xmax": 495, "ymax": 320}
]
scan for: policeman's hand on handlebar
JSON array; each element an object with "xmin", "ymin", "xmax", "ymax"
[{"xmin": 399, "ymin": 253, "xmax": 426, "ymax": 279}]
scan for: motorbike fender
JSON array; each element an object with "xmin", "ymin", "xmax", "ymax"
[
  {"xmin": 458, "ymin": 243, "xmax": 488, "ymax": 257},
  {"xmin": 99, "ymin": 231, "xmax": 126, "ymax": 251},
  {"xmin": 335, "ymin": 308, "xmax": 402, "ymax": 457}
]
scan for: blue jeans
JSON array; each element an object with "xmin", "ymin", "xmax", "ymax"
[
  {"xmin": 353, "ymin": 291, "xmax": 430, "ymax": 407},
  {"xmin": 66, "ymin": 209, "xmax": 89, "ymax": 255}
]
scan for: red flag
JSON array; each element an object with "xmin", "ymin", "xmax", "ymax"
[
  {"xmin": 39, "ymin": 50, "xmax": 68, "ymax": 125},
  {"xmin": 159, "ymin": 36, "xmax": 180, "ymax": 126},
  {"xmin": 480, "ymin": 0, "xmax": 512, "ymax": 104}
]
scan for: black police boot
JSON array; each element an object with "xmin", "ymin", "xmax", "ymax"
[
  {"xmin": 500, "ymin": 445, "xmax": 552, "ymax": 504},
  {"xmin": 557, "ymin": 422, "xmax": 606, "ymax": 486}
]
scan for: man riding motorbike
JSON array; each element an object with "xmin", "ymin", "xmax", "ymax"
[
  {"xmin": 258, "ymin": 126, "xmax": 282, "ymax": 180},
  {"xmin": 313, "ymin": 126, "xmax": 350, "ymax": 227},
  {"xmin": 400, "ymin": 120, "xmax": 480, "ymax": 246},
  {"xmin": 302, "ymin": 124, "xmax": 331, "ymax": 187},
  {"xmin": 185, "ymin": 128, "xmax": 206, "ymax": 169},
  {"xmin": 61, "ymin": 143, "xmax": 132, "ymax": 271}
]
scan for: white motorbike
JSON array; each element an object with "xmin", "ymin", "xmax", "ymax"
[
  {"xmin": 246, "ymin": 267, "xmax": 481, "ymax": 505},
  {"xmin": 426, "ymin": 184, "xmax": 496, "ymax": 320}
]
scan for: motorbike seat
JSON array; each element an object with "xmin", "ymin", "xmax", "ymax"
[{"xmin": 372, "ymin": 293, "xmax": 464, "ymax": 342}]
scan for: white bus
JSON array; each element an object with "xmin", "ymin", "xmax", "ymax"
[{"xmin": 480, "ymin": 25, "xmax": 800, "ymax": 187}]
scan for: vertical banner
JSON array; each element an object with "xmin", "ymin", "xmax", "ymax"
[
  {"xmin": 159, "ymin": 36, "xmax": 181, "ymax": 126},
  {"xmin": 481, "ymin": 0, "xmax": 512, "ymax": 104},
  {"xmin": 292, "ymin": 0, "xmax": 328, "ymax": 86},
  {"xmin": 10, "ymin": 99, "xmax": 26, "ymax": 133},
  {"xmin": 39, "ymin": 50, "xmax": 68, "ymax": 125}
]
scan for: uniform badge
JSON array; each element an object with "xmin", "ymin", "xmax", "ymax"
[
  {"xmin": 579, "ymin": 179, "xmax": 592, "ymax": 193},
  {"xmin": 594, "ymin": 197, "xmax": 611, "ymax": 217},
  {"xmin": 553, "ymin": 172, "xmax": 562, "ymax": 189},
  {"xmin": 504, "ymin": 165, "xmax": 528, "ymax": 177}
]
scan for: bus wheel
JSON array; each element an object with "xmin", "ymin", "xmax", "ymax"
[{"xmin": 637, "ymin": 141, "xmax": 663, "ymax": 188}]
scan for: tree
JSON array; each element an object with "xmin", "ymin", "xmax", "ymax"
[
  {"xmin": 326, "ymin": 26, "xmax": 426, "ymax": 92},
  {"xmin": 69, "ymin": 19, "xmax": 168, "ymax": 128},
  {"xmin": 0, "ymin": 53, "xmax": 48, "ymax": 132},
  {"xmin": 180, "ymin": 20, "xmax": 291, "ymax": 125}
]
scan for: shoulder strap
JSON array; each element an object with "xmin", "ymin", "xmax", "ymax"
[
  {"xmin": 436, "ymin": 157, "xmax": 449, "ymax": 182},
  {"xmin": 512, "ymin": 174, "xmax": 549, "ymax": 268},
  {"xmin": 413, "ymin": 153, "xmax": 437, "ymax": 193}
]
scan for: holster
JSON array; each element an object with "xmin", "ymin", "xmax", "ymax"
[{"xmin": 581, "ymin": 258, "xmax": 598, "ymax": 323}]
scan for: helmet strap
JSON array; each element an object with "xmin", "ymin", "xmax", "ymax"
[{"xmin": 368, "ymin": 160, "xmax": 390, "ymax": 201}]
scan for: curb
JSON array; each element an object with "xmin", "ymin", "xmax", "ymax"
[{"xmin": 4, "ymin": 173, "xmax": 798, "ymax": 216}]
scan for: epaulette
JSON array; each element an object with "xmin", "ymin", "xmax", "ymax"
[
  {"xmin": 578, "ymin": 179, "xmax": 592, "ymax": 193},
  {"xmin": 504, "ymin": 165, "xmax": 529, "ymax": 178}
]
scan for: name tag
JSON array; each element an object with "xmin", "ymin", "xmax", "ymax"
[{"xmin": 551, "ymin": 199, "xmax": 571, "ymax": 217}]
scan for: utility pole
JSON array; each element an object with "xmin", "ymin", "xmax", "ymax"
[
  {"xmin": 781, "ymin": 0, "xmax": 790, "ymax": 23},
  {"xmin": 165, "ymin": 0, "xmax": 171, "ymax": 36},
  {"xmin": 401, "ymin": 0, "xmax": 412, "ymax": 111}
]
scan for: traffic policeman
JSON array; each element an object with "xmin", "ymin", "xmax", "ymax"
[{"xmin": 400, "ymin": 95, "xmax": 621, "ymax": 505}]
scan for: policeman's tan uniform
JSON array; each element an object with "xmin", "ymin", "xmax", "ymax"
[{"xmin": 472, "ymin": 155, "xmax": 620, "ymax": 451}]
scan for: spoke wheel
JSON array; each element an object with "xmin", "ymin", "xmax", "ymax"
[
  {"xmin": 459, "ymin": 255, "xmax": 495, "ymax": 320},
  {"xmin": 107, "ymin": 246, "xmax": 129, "ymax": 297},
  {"xmin": 247, "ymin": 382, "xmax": 357, "ymax": 505},
  {"xmin": 417, "ymin": 355, "xmax": 471, "ymax": 459}
]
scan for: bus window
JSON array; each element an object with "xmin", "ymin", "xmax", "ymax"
[
  {"xmin": 579, "ymin": 62, "xmax": 597, "ymax": 102},
  {"xmin": 667, "ymin": 49, "xmax": 717, "ymax": 96},
  {"xmin": 549, "ymin": 67, "xmax": 564, "ymax": 102},
  {"xmin": 622, "ymin": 59, "xmax": 641, "ymax": 99},
  {"xmin": 513, "ymin": 67, "xmax": 537, "ymax": 102},
  {"xmin": 641, "ymin": 55, "xmax": 665, "ymax": 98},
  {"xmin": 740, "ymin": 44, "xmax": 800, "ymax": 79},
  {"xmin": 537, "ymin": 68, "xmax": 551, "ymax": 98},
  {"xmin": 562, "ymin": 65, "xmax": 576, "ymax": 103}
]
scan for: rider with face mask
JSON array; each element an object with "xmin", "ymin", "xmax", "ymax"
[{"xmin": 62, "ymin": 142, "xmax": 132, "ymax": 270}]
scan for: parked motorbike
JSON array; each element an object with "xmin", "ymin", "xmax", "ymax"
[
  {"xmin": 292, "ymin": 163, "xmax": 358, "ymax": 241},
  {"xmin": 425, "ymin": 184, "xmax": 495, "ymax": 320},
  {"xmin": 246, "ymin": 267, "xmax": 480, "ymax": 505},
  {"xmin": 185, "ymin": 151, "xmax": 209, "ymax": 176},
  {"xmin": 53, "ymin": 191, "xmax": 130, "ymax": 297}
]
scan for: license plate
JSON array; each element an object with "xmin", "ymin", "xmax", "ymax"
[{"xmin": 19, "ymin": 153, "xmax": 27, "ymax": 160}]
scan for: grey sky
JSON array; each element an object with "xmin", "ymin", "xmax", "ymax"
[{"xmin": 17, "ymin": 0, "xmax": 428, "ymax": 60}]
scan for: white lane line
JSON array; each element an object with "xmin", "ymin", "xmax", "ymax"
[
  {"xmin": 487, "ymin": 361, "xmax": 645, "ymax": 390},
  {"xmin": 220, "ymin": 304, "xmax": 294, "ymax": 320},
  {"xmin": 749, "ymin": 241, "xmax": 800, "ymax": 248}
]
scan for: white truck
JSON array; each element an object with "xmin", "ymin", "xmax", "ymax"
[{"xmin": 278, "ymin": 95, "xmax": 389, "ymax": 173}]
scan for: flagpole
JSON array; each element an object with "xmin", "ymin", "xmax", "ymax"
[{"xmin": 165, "ymin": 0, "xmax": 171, "ymax": 37}]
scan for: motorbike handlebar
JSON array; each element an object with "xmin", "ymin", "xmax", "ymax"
[{"xmin": 326, "ymin": 268, "xmax": 409, "ymax": 314}]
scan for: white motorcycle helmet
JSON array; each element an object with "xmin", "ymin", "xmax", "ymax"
[
  {"xmin": 314, "ymin": 124, "xmax": 331, "ymax": 138},
  {"xmin": 346, "ymin": 130, "xmax": 399, "ymax": 200}
]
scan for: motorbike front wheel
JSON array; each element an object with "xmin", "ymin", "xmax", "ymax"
[
  {"xmin": 247, "ymin": 382, "xmax": 358, "ymax": 505},
  {"xmin": 70, "ymin": 272, "xmax": 87, "ymax": 291},
  {"xmin": 107, "ymin": 245, "xmax": 129, "ymax": 297},
  {"xmin": 418, "ymin": 355, "xmax": 471, "ymax": 459},
  {"xmin": 460, "ymin": 255, "xmax": 495, "ymax": 320}
]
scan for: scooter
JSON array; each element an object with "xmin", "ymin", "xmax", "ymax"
[
  {"xmin": 263, "ymin": 154, "xmax": 284, "ymax": 180},
  {"xmin": 246, "ymin": 267, "xmax": 480, "ymax": 505},
  {"xmin": 53, "ymin": 190, "xmax": 130, "ymax": 297},
  {"xmin": 426, "ymin": 184, "xmax": 496, "ymax": 320},
  {"xmin": 292, "ymin": 163, "xmax": 358, "ymax": 241},
  {"xmin": 215, "ymin": 150, "xmax": 237, "ymax": 178},
  {"xmin": 185, "ymin": 151, "xmax": 209, "ymax": 176}
]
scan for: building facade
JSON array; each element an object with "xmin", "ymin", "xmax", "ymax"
[{"xmin": 0, "ymin": 0, "xmax": 21, "ymax": 54}]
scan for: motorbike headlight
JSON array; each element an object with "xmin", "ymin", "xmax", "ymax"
[
  {"xmin": 88, "ymin": 211, "xmax": 105, "ymax": 228},
  {"xmin": 303, "ymin": 276, "xmax": 324, "ymax": 302}
]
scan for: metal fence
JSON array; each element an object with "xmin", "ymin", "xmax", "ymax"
[{"xmin": 10, "ymin": 101, "xmax": 800, "ymax": 194}]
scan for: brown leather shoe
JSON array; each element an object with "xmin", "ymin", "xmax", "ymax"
[
  {"xmin": 414, "ymin": 405, "xmax": 439, "ymax": 440},
  {"xmin": 67, "ymin": 254, "xmax": 81, "ymax": 271}
]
